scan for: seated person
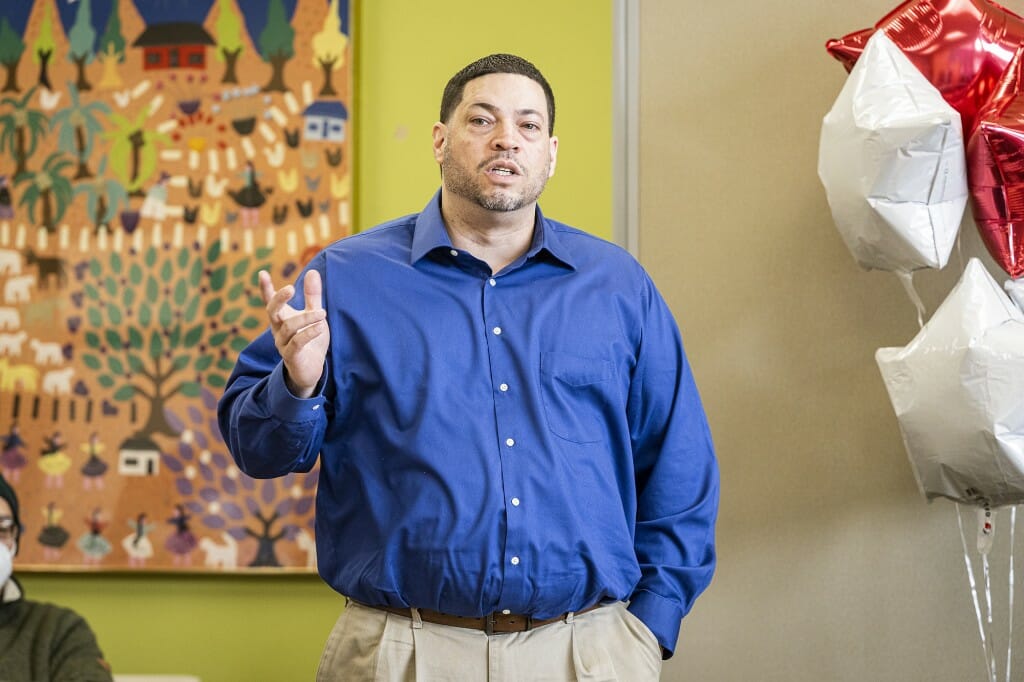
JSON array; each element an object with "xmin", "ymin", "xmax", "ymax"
[{"xmin": 0, "ymin": 475, "xmax": 113, "ymax": 681}]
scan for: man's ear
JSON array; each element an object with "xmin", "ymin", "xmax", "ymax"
[
  {"xmin": 432, "ymin": 123, "xmax": 447, "ymax": 163},
  {"xmin": 548, "ymin": 135, "xmax": 559, "ymax": 178}
]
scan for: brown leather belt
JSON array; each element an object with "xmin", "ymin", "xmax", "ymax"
[{"xmin": 356, "ymin": 601, "xmax": 601, "ymax": 635}]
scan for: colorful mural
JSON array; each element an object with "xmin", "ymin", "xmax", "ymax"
[{"xmin": 0, "ymin": 0, "xmax": 351, "ymax": 572}]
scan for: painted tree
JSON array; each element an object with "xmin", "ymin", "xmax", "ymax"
[
  {"xmin": 164, "ymin": 388, "xmax": 318, "ymax": 568},
  {"xmin": 76, "ymin": 241, "xmax": 271, "ymax": 439},
  {"xmin": 0, "ymin": 17, "xmax": 26, "ymax": 93},
  {"xmin": 96, "ymin": 0, "xmax": 126, "ymax": 90},
  {"xmin": 32, "ymin": 3, "xmax": 57, "ymax": 91},
  {"xmin": 105, "ymin": 110, "xmax": 170, "ymax": 194},
  {"xmin": 68, "ymin": 0, "xmax": 96, "ymax": 92},
  {"xmin": 258, "ymin": 0, "xmax": 295, "ymax": 93},
  {"xmin": 214, "ymin": 0, "xmax": 244, "ymax": 85},
  {"xmin": 14, "ymin": 151, "xmax": 74, "ymax": 232},
  {"xmin": 51, "ymin": 83, "xmax": 111, "ymax": 179},
  {"xmin": 311, "ymin": 0, "xmax": 348, "ymax": 97},
  {"xmin": 0, "ymin": 87, "xmax": 48, "ymax": 177},
  {"xmin": 73, "ymin": 157, "xmax": 127, "ymax": 230}
]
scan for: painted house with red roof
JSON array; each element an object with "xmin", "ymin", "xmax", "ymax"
[{"xmin": 133, "ymin": 22, "xmax": 216, "ymax": 70}]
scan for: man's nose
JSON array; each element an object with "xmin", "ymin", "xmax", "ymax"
[{"xmin": 490, "ymin": 121, "xmax": 519, "ymax": 151}]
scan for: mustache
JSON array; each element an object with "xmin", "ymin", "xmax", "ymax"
[{"xmin": 478, "ymin": 153, "xmax": 523, "ymax": 173}]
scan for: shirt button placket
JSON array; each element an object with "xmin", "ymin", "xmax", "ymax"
[{"xmin": 484, "ymin": 274, "xmax": 525, "ymax": 599}]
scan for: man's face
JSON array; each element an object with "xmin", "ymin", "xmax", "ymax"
[
  {"xmin": 433, "ymin": 73, "xmax": 558, "ymax": 213},
  {"xmin": 0, "ymin": 498, "xmax": 15, "ymax": 554}
]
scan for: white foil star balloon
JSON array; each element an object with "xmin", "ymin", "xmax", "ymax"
[
  {"xmin": 819, "ymin": 31, "xmax": 967, "ymax": 273},
  {"xmin": 876, "ymin": 259, "xmax": 1024, "ymax": 506}
]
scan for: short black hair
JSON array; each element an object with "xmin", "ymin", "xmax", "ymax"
[{"xmin": 440, "ymin": 54, "xmax": 555, "ymax": 135}]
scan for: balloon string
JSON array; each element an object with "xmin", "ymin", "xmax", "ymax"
[
  {"xmin": 983, "ymin": 552, "xmax": 997, "ymax": 682},
  {"xmin": 984, "ymin": 553, "xmax": 993, "ymax": 627},
  {"xmin": 958, "ymin": 503, "xmax": 997, "ymax": 682},
  {"xmin": 983, "ymin": 553, "xmax": 997, "ymax": 682},
  {"xmin": 895, "ymin": 270, "xmax": 926, "ymax": 328},
  {"xmin": 1006, "ymin": 507, "xmax": 1016, "ymax": 682}
]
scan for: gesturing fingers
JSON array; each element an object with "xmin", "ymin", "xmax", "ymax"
[
  {"xmin": 261, "ymin": 270, "xmax": 298, "ymax": 328},
  {"xmin": 260, "ymin": 270, "xmax": 324, "ymax": 341},
  {"xmin": 257, "ymin": 269, "xmax": 330, "ymax": 397},
  {"xmin": 275, "ymin": 309, "xmax": 327, "ymax": 342},
  {"xmin": 258, "ymin": 270, "xmax": 277, "ymax": 305}
]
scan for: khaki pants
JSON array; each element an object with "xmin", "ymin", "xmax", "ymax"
[{"xmin": 316, "ymin": 601, "xmax": 663, "ymax": 681}]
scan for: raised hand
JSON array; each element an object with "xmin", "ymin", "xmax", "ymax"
[{"xmin": 259, "ymin": 269, "xmax": 330, "ymax": 398}]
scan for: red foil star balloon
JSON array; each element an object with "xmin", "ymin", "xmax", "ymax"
[
  {"xmin": 826, "ymin": 0, "xmax": 1024, "ymax": 134},
  {"xmin": 968, "ymin": 45, "xmax": 1024, "ymax": 279}
]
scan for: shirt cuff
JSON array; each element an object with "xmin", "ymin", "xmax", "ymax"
[
  {"xmin": 265, "ymin": 362, "xmax": 328, "ymax": 421},
  {"xmin": 627, "ymin": 589, "xmax": 684, "ymax": 660}
]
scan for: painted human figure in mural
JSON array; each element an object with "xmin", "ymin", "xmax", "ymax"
[
  {"xmin": 37, "ymin": 502, "xmax": 70, "ymax": 562},
  {"xmin": 0, "ymin": 423, "xmax": 25, "ymax": 484},
  {"xmin": 121, "ymin": 513, "xmax": 155, "ymax": 568},
  {"xmin": 0, "ymin": 176, "xmax": 12, "ymax": 220},
  {"xmin": 77, "ymin": 508, "xmax": 111, "ymax": 565},
  {"xmin": 37, "ymin": 430, "xmax": 70, "ymax": 489},
  {"xmin": 229, "ymin": 160, "xmax": 269, "ymax": 228},
  {"xmin": 139, "ymin": 171, "xmax": 170, "ymax": 221},
  {"xmin": 80, "ymin": 431, "xmax": 108, "ymax": 491},
  {"xmin": 165, "ymin": 504, "xmax": 197, "ymax": 566}
]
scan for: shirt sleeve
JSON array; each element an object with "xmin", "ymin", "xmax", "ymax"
[
  {"xmin": 625, "ymin": 272, "xmax": 719, "ymax": 659},
  {"xmin": 217, "ymin": 265, "xmax": 329, "ymax": 478},
  {"xmin": 48, "ymin": 607, "xmax": 114, "ymax": 682}
]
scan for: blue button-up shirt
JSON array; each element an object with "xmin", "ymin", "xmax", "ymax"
[{"xmin": 217, "ymin": 192, "xmax": 718, "ymax": 656}]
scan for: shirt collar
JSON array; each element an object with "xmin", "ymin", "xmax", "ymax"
[
  {"xmin": 410, "ymin": 190, "xmax": 576, "ymax": 270},
  {"xmin": 1, "ymin": 576, "xmax": 22, "ymax": 604}
]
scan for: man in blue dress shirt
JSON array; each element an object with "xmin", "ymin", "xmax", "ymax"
[{"xmin": 218, "ymin": 53, "xmax": 718, "ymax": 680}]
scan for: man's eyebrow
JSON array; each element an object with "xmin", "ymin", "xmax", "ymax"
[{"xmin": 467, "ymin": 102, "xmax": 546, "ymax": 120}]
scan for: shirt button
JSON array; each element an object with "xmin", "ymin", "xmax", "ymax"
[
  {"xmin": 501, "ymin": 609, "xmax": 511, "ymax": 615},
  {"xmin": 511, "ymin": 497, "xmax": 520, "ymax": 506},
  {"xmin": 505, "ymin": 438, "xmax": 515, "ymax": 447},
  {"xmin": 449, "ymin": 249, "xmax": 458, "ymax": 257},
  {"xmin": 312, "ymin": 405, "xmax": 320, "ymax": 411},
  {"xmin": 499, "ymin": 383, "xmax": 509, "ymax": 392},
  {"xmin": 492, "ymin": 326, "xmax": 502, "ymax": 336},
  {"xmin": 489, "ymin": 278, "xmax": 497, "ymax": 286},
  {"xmin": 510, "ymin": 556, "xmax": 520, "ymax": 566}
]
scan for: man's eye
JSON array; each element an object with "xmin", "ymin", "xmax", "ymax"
[
  {"xmin": 522, "ymin": 123, "xmax": 540, "ymax": 131},
  {"xmin": 470, "ymin": 117, "xmax": 490, "ymax": 126}
]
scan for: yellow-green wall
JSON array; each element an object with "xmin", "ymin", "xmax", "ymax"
[
  {"xmin": 18, "ymin": 3, "xmax": 613, "ymax": 680},
  {"xmin": 356, "ymin": 2, "xmax": 614, "ymax": 237}
]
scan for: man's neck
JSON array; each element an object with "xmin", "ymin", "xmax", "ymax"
[{"xmin": 440, "ymin": 191, "xmax": 537, "ymax": 274}]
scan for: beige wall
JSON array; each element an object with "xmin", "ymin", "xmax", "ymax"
[{"xmin": 638, "ymin": 2, "xmax": 1023, "ymax": 680}]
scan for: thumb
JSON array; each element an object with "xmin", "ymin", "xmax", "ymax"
[{"xmin": 304, "ymin": 269, "xmax": 323, "ymax": 311}]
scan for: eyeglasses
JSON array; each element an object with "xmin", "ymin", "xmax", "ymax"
[{"xmin": 0, "ymin": 519, "xmax": 17, "ymax": 543}]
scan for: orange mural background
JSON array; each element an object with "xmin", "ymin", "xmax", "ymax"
[{"xmin": 0, "ymin": 0, "xmax": 351, "ymax": 572}]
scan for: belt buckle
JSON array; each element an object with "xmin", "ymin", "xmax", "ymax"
[{"xmin": 485, "ymin": 612, "xmax": 495, "ymax": 636}]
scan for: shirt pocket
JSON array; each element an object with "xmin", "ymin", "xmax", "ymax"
[{"xmin": 540, "ymin": 351, "xmax": 615, "ymax": 444}]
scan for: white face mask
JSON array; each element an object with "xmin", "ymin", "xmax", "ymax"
[{"xmin": 0, "ymin": 542, "xmax": 12, "ymax": 588}]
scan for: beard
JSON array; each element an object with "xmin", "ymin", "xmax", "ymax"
[{"xmin": 441, "ymin": 147, "xmax": 550, "ymax": 212}]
